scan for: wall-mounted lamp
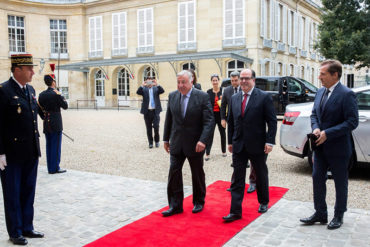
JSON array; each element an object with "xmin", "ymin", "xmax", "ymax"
[{"xmin": 39, "ymin": 58, "xmax": 45, "ymax": 74}]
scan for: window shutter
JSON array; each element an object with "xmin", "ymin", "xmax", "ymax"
[
  {"xmin": 224, "ymin": 0, "xmax": 233, "ymax": 38},
  {"xmin": 294, "ymin": 12, "xmax": 298, "ymax": 47},
  {"xmin": 187, "ymin": 1, "xmax": 195, "ymax": 42},
  {"xmin": 96, "ymin": 16, "xmax": 102, "ymax": 52},
  {"xmin": 178, "ymin": 3, "xmax": 186, "ymax": 43},
  {"xmin": 275, "ymin": 2, "xmax": 280, "ymax": 41},
  {"xmin": 235, "ymin": 0, "xmax": 244, "ymax": 38},
  {"xmin": 282, "ymin": 63, "xmax": 286, "ymax": 76},
  {"xmin": 112, "ymin": 14, "xmax": 119, "ymax": 50},
  {"xmin": 260, "ymin": 0, "xmax": 265, "ymax": 38},
  {"xmin": 305, "ymin": 17, "xmax": 310, "ymax": 51},
  {"xmin": 146, "ymin": 8, "xmax": 153, "ymax": 46},
  {"xmin": 282, "ymin": 5, "xmax": 287, "ymax": 43},
  {"xmin": 269, "ymin": 61, "xmax": 273, "ymax": 76},
  {"xmin": 288, "ymin": 10, "xmax": 292, "ymax": 46},
  {"xmin": 120, "ymin": 12, "xmax": 127, "ymax": 48},
  {"xmin": 275, "ymin": 62, "xmax": 280, "ymax": 76},
  {"xmin": 298, "ymin": 14, "xmax": 303, "ymax": 49},
  {"xmin": 137, "ymin": 9, "xmax": 146, "ymax": 47},
  {"xmin": 269, "ymin": 0, "xmax": 274, "ymax": 40},
  {"xmin": 89, "ymin": 17, "xmax": 95, "ymax": 52}
]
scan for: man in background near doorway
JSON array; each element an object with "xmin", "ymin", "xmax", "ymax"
[
  {"xmin": 137, "ymin": 78, "xmax": 164, "ymax": 148},
  {"xmin": 38, "ymin": 72, "xmax": 68, "ymax": 174},
  {"xmin": 220, "ymin": 71, "xmax": 257, "ymax": 193},
  {"xmin": 0, "ymin": 54, "xmax": 44, "ymax": 245}
]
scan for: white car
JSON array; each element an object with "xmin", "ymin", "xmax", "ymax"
[{"xmin": 280, "ymin": 85, "xmax": 370, "ymax": 170}]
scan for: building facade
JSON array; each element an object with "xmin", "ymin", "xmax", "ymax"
[{"xmin": 0, "ymin": 0, "xmax": 355, "ymax": 107}]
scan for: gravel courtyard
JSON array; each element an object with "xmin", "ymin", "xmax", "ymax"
[{"xmin": 38, "ymin": 109, "xmax": 370, "ymax": 210}]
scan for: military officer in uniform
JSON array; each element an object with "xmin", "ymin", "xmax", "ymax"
[
  {"xmin": 0, "ymin": 54, "xmax": 45, "ymax": 245},
  {"xmin": 38, "ymin": 74, "xmax": 68, "ymax": 174}
]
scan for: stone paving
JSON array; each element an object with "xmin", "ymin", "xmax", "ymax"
[{"xmin": 0, "ymin": 166, "xmax": 369, "ymax": 247}]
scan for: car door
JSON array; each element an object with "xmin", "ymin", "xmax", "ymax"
[
  {"xmin": 287, "ymin": 77, "xmax": 305, "ymax": 104},
  {"xmin": 352, "ymin": 89, "xmax": 370, "ymax": 163}
]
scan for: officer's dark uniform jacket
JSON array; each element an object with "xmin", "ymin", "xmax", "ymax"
[
  {"xmin": 38, "ymin": 87, "xmax": 68, "ymax": 134},
  {"xmin": 0, "ymin": 77, "xmax": 44, "ymax": 163}
]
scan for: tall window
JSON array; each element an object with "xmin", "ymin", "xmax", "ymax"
[
  {"xmin": 89, "ymin": 16, "xmax": 103, "ymax": 58},
  {"xmin": 224, "ymin": 0, "xmax": 244, "ymax": 45},
  {"xmin": 182, "ymin": 62, "xmax": 196, "ymax": 70},
  {"xmin": 118, "ymin": 68, "xmax": 130, "ymax": 97},
  {"xmin": 260, "ymin": 0, "xmax": 273, "ymax": 39},
  {"xmin": 299, "ymin": 16, "xmax": 306, "ymax": 50},
  {"xmin": 50, "ymin": 20, "xmax": 68, "ymax": 58},
  {"xmin": 178, "ymin": 1, "xmax": 196, "ymax": 50},
  {"xmin": 143, "ymin": 66, "xmax": 156, "ymax": 81},
  {"xmin": 8, "ymin": 15, "xmax": 25, "ymax": 53},
  {"xmin": 95, "ymin": 70, "xmax": 105, "ymax": 96},
  {"xmin": 288, "ymin": 10, "xmax": 294, "ymax": 46},
  {"xmin": 227, "ymin": 60, "xmax": 244, "ymax": 78},
  {"xmin": 137, "ymin": 8, "xmax": 154, "ymax": 53},
  {"xmin": 112, "ymin": 12, "xmax": 127, "ymax": 56}
]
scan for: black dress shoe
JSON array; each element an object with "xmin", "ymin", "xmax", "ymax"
[
  {"xmin": 327, "ymin": 216, "xmax": 343, "ymax": 230},
  {"xmin": 56, "ymin": 169, "xmax": 66, "ymax": 173},
  {"xmin": 300, "ymin": 213, "xmax": 328, "ymax": 225},
  {"xmin": 223, "ymin": 213, "xmax": 242, "ymax": 222},
  {"xmin": 149, "ymin": 144, "xmax": 153, "ymax": 149},
  {"xmin": 192, "ymin": 204, "xmax": 203, "ymax": 213},
  {"xmin": 9, "ymin": 236, "xmax": 28, "ymax": 245},
  {"xmin": 247, "ymin": 184, "xmax": 256, "ymax": 193},
  {"xmin": 161, "ymin": 208, "xmax": 183, "ymax": 217},
  {"xmin": 23, "ymin": 230, "xmax": 44, "ymax": 238},
  {"xmin": 258, "ymin": 204, "xmax": 268, "ymax": 213},
  {"xmin": 155, "ymin": 142, "xmax": 160, "ymax": 148}
]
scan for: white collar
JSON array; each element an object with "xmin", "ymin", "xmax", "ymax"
[
  {"xmin": 242, "ymin": 87, "xmax": 254, "ymax": 96},
  {"xmin": 327, "ymin": 81, "xmax": 340, "ymax": 92},
  {"xmin": 12, "ymin": 76, "xmax": 26, "ymax": 89}
]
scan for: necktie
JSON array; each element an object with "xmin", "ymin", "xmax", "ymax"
[
  {"xmin": 241, "ymin": 94, "xmax": 248, "ymax": 117},
  {"xmin": 320, "ymin": 88, "xmax": 330, "ymax": 111},
  {"xmin": 149, "ymin": 88, "xmax": 155, "ymax": 108},
  {"xmin": 234, "ymin": 87, "xmax": 237, "ymax": 94},
  {"xmin": 181, "ymin": 94, "xmax": 187, "ymax": 118},
  {"xmin": 23, "ymin": 86, "xmax": 28, "ymax": 97}
]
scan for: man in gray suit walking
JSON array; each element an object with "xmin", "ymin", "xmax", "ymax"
[{"xmin": 162, "ymin": 70, "xmax": 214, "ymax": 217}]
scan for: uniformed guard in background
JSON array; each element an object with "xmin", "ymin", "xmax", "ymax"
[
  {"xmin": 0, "ymin": 54, "xmax": 45, "ymax": 245},
  {"xmin": 38, "ymin": 73, "xmax": 68, "ymax": 174}
]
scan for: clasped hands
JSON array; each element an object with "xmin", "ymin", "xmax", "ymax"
[
  {"xmin": 313, "ymin": 128, "xmax": 327, "ymax": 146},
  {"xmin": 0, "ymin": 154, "xmax": 7, "ymax": 171}
]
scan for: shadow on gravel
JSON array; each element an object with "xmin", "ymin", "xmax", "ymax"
[{"xmin": 285, "ymin": 158, "xmax": 312, "ymax": 176}]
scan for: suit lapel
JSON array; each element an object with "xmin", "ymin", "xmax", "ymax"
[{"xmin": 235, "ymin": 91, "xmax": 242, "ymax": 117}]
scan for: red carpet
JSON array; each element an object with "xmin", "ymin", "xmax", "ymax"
[{"xmin": 85, "ymin": 181, "xmax": 288, "ymax": 247}]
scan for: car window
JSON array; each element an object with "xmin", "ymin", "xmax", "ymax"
[
  {"xmin": 255, "ymin": 78, "xmax": 279, "ymax": 91},
  {"xmin": 296, "ymin": 78, "xmax": 318, "ymax": 93},
  {"xmin": 288, "ymin": 78, "xmax": 302, "ymax": 93},
  {"xmin": 356, "ymin": 90, "xmax": 370, "ymax": 110}
]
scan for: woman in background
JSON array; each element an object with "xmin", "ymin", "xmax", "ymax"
[
  {"xmin": 205, "ymin": 74, "xmax": 226, "ymax": 161},
  {"xmin": 188, "ymin": 69, "xmax": 202, "ymax": 90}
]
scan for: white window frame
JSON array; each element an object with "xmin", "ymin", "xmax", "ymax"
[
  {"xmin": 50, "ymin": 19, "xmax": 68, "ymax": 59},
  {"xmin": 137, "ymin": 8, "xmax": 154, "ymax": 50},
  {"xmin": 223, "ymin": 0, "xmax": 245, "ymax": 40},
  {"xmin": 112, "ymin": 12, "xmax": 127, "ymax": 56},
  {"xmin": 178, "ymin": 1, "xmax": 196, "ymax": 45},
  {"xmin": 8, "ymin": 15, "xmax": 26, "ymax": 54},
  {"xmin": 89, "ymin": 16, "xmax": 103, "ymax": 58}
]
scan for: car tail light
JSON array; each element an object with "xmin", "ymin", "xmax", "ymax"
[{"xmin": 282, "ymin": 111, "xmax": 300, "ymax": 125}]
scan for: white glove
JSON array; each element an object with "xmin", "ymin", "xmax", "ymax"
[{"xmin": 0, "ymin": 154, "xmax": 7, "ymax": 171}]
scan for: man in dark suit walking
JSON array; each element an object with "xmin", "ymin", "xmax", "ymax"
[
  {"xmin": 221, "ymin": 71, "xmax": 257, "ymax": 193},
  {"xmin": 223, "ymin": 69, "xmax": 277, "ymax": 222},
  {"xmin": 0, "ymin": 54, "xmax": 44, "ymax": 245},
  {"xmin": 162, "ymin": 70, "xmax": 214, "ymax": 217},
  {"xmin": 137, "ymin": 78, "xmax": 164, "ymax": 148},
  {"xmin": 300, "ymin": 60, "xmax": 358, "ymax": 230},
  {"xmin": 38, "ymin": 74, "xmax": 68, "ymax": 174}
]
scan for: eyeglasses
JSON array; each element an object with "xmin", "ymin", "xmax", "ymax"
[{"xmin": 240, "ymin": 77, "xmax": 254, "ymax": 81}]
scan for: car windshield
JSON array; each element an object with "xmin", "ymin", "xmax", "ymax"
[{"xmin": 297, "ymin": 78, "xmax": 318, "ymax": 92}]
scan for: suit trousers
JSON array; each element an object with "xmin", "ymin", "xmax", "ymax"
[
  {"xmin": 206, "ymin": 111, "xmax": 226, "ymax": 155},
  {"xmin": 45, "ymin": 131, "xmax": 62, "ymax": 173},
  {"xmin": 0, "ymin": 158, "xmax": 38, "ymax": 238},
  {"xmin": 167, "ymin": 152, "xmax": 206, "ymax": 209},
  {"xmin": 144, "ymin": 110, "xmax": 160, "ymax": 145},
  {"xmin": 230, "ymin": 149, "xmax": 269, "ymax": 215},
  {"xmin": 313, "ymin": 148, "xmax": 349, "ymax": 217}
]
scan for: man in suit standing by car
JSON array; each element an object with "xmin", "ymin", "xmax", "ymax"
[
  {"xmin": 162, "ymin": 70, "xmax": 214, "ymax": 217},
  {"xmin": 38, "ymin": 73, "xmax": 68, "ymax": 174},
  {"xmin": 0, "ymin": 54, "xmax": 44, "ymax": 245},
  {"xmin": 300, "ymin": 60, "xmax": 358, "ymax": 230},
  {"xmin": 222, "ymin": 69, "xmax": 277, "ymax": 222},
  {"xmin": 137, "ymin": 78, "xmax": 164, "ymax": 148},
  {"xmin": 220, "ymin": 71, "xmax": 257, "ymax": 193}
]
